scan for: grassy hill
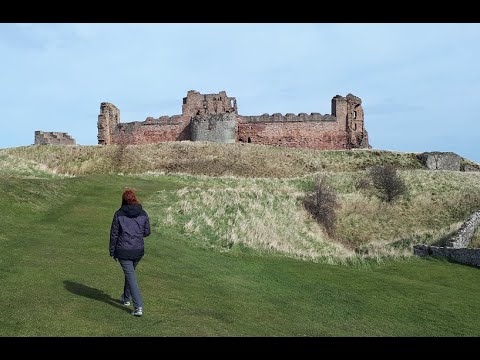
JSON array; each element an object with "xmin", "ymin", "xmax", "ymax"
[
  {"xmin": 1, "ymin": 142, "xmax": 480, "ymax": 336},
  {"xmin": 1, "ymin": 142, "xmax": 426, "ymax": 177}
]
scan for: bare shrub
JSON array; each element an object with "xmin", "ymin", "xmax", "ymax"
[
  {"xmin": 367, "ymin": 165, "xmax": 407, "ymax": 202},
  {"xmin": 304, "ymin": 176, "xmax": 338, "ymax": 235}
]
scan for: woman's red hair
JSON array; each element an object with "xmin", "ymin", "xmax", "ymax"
[{"xmin": 122, "ymin": 189, "xmax": 139, "ymax": 206}]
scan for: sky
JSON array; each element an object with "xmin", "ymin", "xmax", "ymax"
[{"xmin": 0, "ymin": 23, "xmax": 479, "ymax": 163}]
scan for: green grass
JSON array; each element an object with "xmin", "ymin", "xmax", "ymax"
[
  {"xmin": 2, "ymin": 173, "xmax": 480, "ymax": 336},
  {"xmin": 1, "ymin": 143, "xmax": 480, "ymax": 336}
]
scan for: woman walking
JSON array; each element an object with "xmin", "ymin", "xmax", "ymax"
[{"xmin": 109, "ymin": 189, "xmax": 151, "ymax": 316}]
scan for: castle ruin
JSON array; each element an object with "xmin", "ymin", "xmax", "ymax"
[
  {"xmin": 97, "ymin": 90, "xmax": 369, "ymax": 150},
  {"xmin": 34, "ymin": 131, "xmax": 76, "ymax": 145}
]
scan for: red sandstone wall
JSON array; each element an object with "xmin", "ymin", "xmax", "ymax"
[
  {"xmin": 237, "ymin": 121, "xmax": 350, "ymax": 150},
  {"xmin": 106, "ymin": 115, "xmax": 356, "ymax": 150},
  {"xmin": 99, "ymin": 92, "xmax": 367, "ymax": 150},
  {"xmin": 110, "ymin": 119, "xmax": 190, "ymax": 144}
]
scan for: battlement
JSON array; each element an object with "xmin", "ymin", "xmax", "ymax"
[
  {"xmin": 34, "ymin": 131, "xmax": 76, "ymax": 145},
  {"xmin": 191, "ymin": 114, "xmax": 238, "ymax": 123},
  {"xmin": 143, "ymin": 115, "xmax": 185, "ymax": 125},
  {"xmin": 239, "ymin": 113, "xmax": 337, "ymax": 124}
]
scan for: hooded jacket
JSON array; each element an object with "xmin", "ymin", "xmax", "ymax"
[{"xmin": 109, "ymin": 203, "xmax": 151, "ymax": 260}]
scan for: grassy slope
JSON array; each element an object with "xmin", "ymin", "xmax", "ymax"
[
  {"xmin": 2, "ymin": 174, "xmax": 480, "ymax": 336},
  {"xmin": 1, "ymin": 143, "xmax": 426, "ymax": 177},
  {"xmin": 1, "ymin": 143, "xmax": 480, "ymax": 336},
  {"xmin": 1, "ymin": 144, "xmax": 479, "ymax": 258}
]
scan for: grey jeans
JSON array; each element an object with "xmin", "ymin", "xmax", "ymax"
[{"xmin": 119, "ymin": 258, "xmax": 143, "ymax": 308}]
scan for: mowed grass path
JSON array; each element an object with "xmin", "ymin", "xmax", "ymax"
[{"xmin": 1, "ymin": 174, "xmax": 480, "ymax": 336}]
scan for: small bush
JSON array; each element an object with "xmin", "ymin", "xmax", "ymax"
[
  {"xmin": 304, "ymin": 176, "xmax": 338, "ymax": 235},
  {"xmin": 367, "ymin": 165, "xmax": 407, "ymax": 202}
]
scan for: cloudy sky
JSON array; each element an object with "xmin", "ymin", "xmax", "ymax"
[{"xmin": 0, "ymin": 23, "xmax": 478, "ymax": 162}]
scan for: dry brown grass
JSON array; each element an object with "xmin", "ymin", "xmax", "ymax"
[
  {"xmin": 0, "ymin": 152, "xmax": 70, "ymax": 178},
  {"xmin": 1, "ymin": 142, "xmax": 427, "ymax": 178},
  {"xmin": 146, "ymin": 181, "xmax": 355, "ymax": 264},
  {"xmin": 317, "ymin": 170, "xmax": 480, "ymax": 251},
  {"xmin": 141, "ymin": 168, "xmax": 480, "ymax": 262},
  {"xmin": 2, "ymin": 143, "xmax": 480, "ymax": 262}
]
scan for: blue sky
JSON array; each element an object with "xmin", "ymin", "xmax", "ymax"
[{"xmin": 0, "ymin": 23, "xmax": 478, "ymax": 163}]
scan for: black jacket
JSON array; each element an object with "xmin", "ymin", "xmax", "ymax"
[{"xmin": 109, "ymin": 204, "xmax": 151, "ymax": 260}]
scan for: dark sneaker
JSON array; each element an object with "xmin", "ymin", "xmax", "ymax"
[
  {"xmin": 132, "ymin": 307, "xmax": 143, "ymax": 316},
  {"xmin": 120, "ymin": 294, "xmax": 131, "ymax": 306}
]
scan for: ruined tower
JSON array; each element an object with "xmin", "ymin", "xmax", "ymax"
[
  {"xmin": 182, "ymin": 90, "xmax": 237, "ymax": 117},
  {"xmin": 97, "ymin": 102, "xmax": 120, "ymax": 145},
  {"xmin": 332, "ymin": 93, "xmax": 369, "ymax": 149},
  {"xmin": 184, "ymin": 91, "xmax": 238, "ymax": 143},
  {"xmin": 34, "ymin": 131, "xmax": 76, "ymax": 145}
]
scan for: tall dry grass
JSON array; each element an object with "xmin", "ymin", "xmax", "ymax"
[
  {"xmin": 142, "ymin": 169, "xmax": 480, "ymax": 262},
  {"xmin": 0, "ymin": 152, "xmax": 70, "ymax": 178},
  {"xmin": 2, "ymin": 143, "xmax": 480, "ymax": 263},
  {"xmin": 314, "ymin": 170, "xmax": 480, "ymax": 251},
  {"xmin": 1, "ymin": 142, "xmax": 427, "ymax": 178},
  {"xmin": 146, "ymin": 181, "xmax": 355, "ymax": 264}
]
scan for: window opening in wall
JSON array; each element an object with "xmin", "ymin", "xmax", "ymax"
[
  {"xmin": 239, "ymin": 138, "xmax": 244, "ymax": 143},
  {"xmin": 353, "ymin": 123, "xmax": 357, "ymax": 131},
  {"xmin": 353, "ymin": 111, "xmax": 357, "ymax": 119},
  {"xmin": 248, "ymin": 137, "xmax": 252, "ymax": 143}
]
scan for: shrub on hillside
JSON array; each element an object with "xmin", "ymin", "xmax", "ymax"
[
  {"xmin": 367, "ymin": 165, "xmax": 407, "ymax": 202},
  {"xmin": 304, "ymin": 176, "xmax": 338, "ymax": 236}
]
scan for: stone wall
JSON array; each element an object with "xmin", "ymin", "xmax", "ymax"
[
  {"xmin": 191, "ymin": 114, "xmax": 237, "ymax": 143},
  {"xmin": 109, "ymin": 116, "xmax": 191, "ymax": 145},
  {"xmin": 414, "ymin": 209, "xmax": 480, "ymax": 267},
  {"xmin": 237, "ymin": 116, "xmax": 349, "ymax": 150},
  {"xmin": 417, "ymin": 152, "xmax": 462, "ymax": 171},
  {"xmin": 446, "ymin": 210, "xmax": 480, "ymax": 248},
  {"xmin": 97, "ymin": 90, "xmax": 369, "ymax": 151},
  {"xmin": 240, "ymin": 113, "xmax": 336, "ymax": 123},
  {"xmin": 461, "ymin": 163, "xmax": 480, "ymax": 172},
  {"xmin": 34, "ymin": 131, "xmax": 76, "ymax": 145},
  {"xmin": 413, "ymin": 245, "xmax": 480, "ymax": 267}
]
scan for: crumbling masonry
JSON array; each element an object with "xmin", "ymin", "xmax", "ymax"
[
  {"xmin": 34, "ymin": 131, "xmax": 76, "ymax": 145},
  {"xmin": 97, "ymin": 90, "xmax": 369, "ymax": 150}
]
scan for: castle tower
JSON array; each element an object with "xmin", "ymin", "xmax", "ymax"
[
  {"xmin": 331, "ymin": 94, "xmax": 369, "ymax": 148},
  {"xmin": 346, "ymin": 93, "xmax": 364, "ymax": 134},
  {"xmin": 345, "ymin": 93, "xmax": 368, "ymax": 148},
  {"xmin": 332, "ymin": 95, "xmax": 348, "ymax": 128},
  {"xmin": 97, "ymin": 102, "xmax": 120, "ymax": 145},
  {"xmin": 182, "ymin": 90, "xmax": 237, "ymax": 118}
]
